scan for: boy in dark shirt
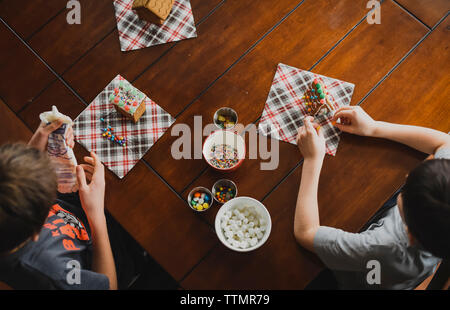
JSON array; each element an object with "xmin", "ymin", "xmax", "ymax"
[{"xmin": 0, "ymin": 121, "xmax": 117, "ymax": 289}]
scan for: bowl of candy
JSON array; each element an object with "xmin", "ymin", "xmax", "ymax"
[
  {"xmin": 203, "ymin": 130, "xmax": 245, "ymax": 172},
  {"xmin": 187, "ymin": 187, "xmax": 213, "ymax": 212},
  {"xmin": 212, "ymin": 179, "xmax": 238, "ymax": 204},
  {"xmin": 214, "ymin": 107, "xmax": 238, "ymax": 130},
  {"xmin": 215, "ymin": 197, "xmax": 271, "ymax": 252}
]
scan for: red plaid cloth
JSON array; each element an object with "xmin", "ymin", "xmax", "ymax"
[
  {"xmin": 258, "ymin": 63, "xmax": 355, "ymax": 156},
  {"xmin": 73, "ymin": 75, "xmax": 175, "ymax": 178},
  {"xmin": 113, "ymin": 0, "xmax": 197, "ymax": 52}
]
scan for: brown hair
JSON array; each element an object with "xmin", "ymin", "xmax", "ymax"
[
  {"xmin": 402, "ymin": 159, "xmax": 450, "ymax": 259},
  {"xmin": 0, "ymin": 143, "xmax": 57, "ymax": 253}
]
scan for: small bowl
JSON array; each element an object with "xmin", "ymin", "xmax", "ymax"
[
  {"xmin": 214, "ymin": 107, "xmax": 238, "ymax": 130},
  {"xmin": 215, "ymin": 197, "xmax": 272, "ymax": 252},
  {"xmin": 203, "ymin": 130, "xmax": 246, "ymax": 172},
  {"xmin": 212, "ymin": 179, "xmax": 238, "ymax": 204},
  {"xmin": 187, "ymin": 186, "xmax": 213, "ymax": 212}
]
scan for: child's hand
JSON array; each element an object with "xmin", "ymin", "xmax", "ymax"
[
  {"xmin": 296, "ymin": 116, "xmax": 326, "ymax": 162},
  {"xmin": 76, "ymin": 152, "xmax": 106, "ymax": 222},
  {"xmin": 332, "ymin": 106, "xmax": 377, "ymax": 136},
  {"xmin": 28, "ymin": 120, "xmax": 65, "ymax": 151}
]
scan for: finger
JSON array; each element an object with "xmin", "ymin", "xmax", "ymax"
[
  {"xmin": 83, "ymin": 156, "xmax": 94, "ymax": 165},
  {"xmin": 304, "ymin": 117, "xmax": 316, "ymax": 133},
  {"xmin": 91, "ymin": 152, "xmax": 105, "ymax": 182},
  {"xmin": 76, "ymin": 165, "xmax": 88, "ymax": 189},
  {"xmin": 334, "ymin": 122, "xmax": 354, "ymax": 133},
  {"xmin": 333, "ymin": 110, "xmax": 354, "ymax": 121},
  {"xmin": 334, "ymin": 106, "xmax": 354, "ymax": 114},
  {"xmin": 80, "ymin": 163, "xmax": 94, "ymax": 174}
]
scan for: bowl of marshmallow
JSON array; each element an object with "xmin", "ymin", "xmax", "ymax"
[{"xmin": 215, "ymin": 196, "xmax": 272, "ymax": 252}]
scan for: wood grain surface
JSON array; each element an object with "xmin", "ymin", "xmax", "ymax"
[{"xmin": 1, "ymin": 0, "xmax": 448, "ymax": 289}]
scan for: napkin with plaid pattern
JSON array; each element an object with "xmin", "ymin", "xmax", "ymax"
[
  {"xmin": 73, "ymin": 75, "xmax": 175, "ymax": 178},
  {"xmin": 258, "ymin": 63, "xmax": 355, "ymax": 156},
  {"xmin": 113, "ymin": 0, "xmax": 197, "ymax": 52}
]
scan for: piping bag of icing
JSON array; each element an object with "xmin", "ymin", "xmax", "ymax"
[{"xmin": 39, "ymin": 106, "xmax": 78, "ymax": 193}]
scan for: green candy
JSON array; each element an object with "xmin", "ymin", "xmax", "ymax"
[
  {"xmin": 109, "ymin": 94, "xmax": 115, "ymax": 102},
  {"xmin": 315, "ymin": 83, "xmax": 321, "ymax": 89},
  {"xmin": 319, "ymin": 93, "xmax": 325, "ymax": 99},
  {"xmin": 118, "ymin": 100, "xmax": 125, "ymax": 107}
]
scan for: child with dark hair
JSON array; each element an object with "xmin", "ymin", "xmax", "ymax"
[
  {"xmin": 294, "ymin": 106, "xmax": 450, "ymax": 289},
  {"xmin": 0, "ymin": 121, "xmax": 117, "ymax": 289}
]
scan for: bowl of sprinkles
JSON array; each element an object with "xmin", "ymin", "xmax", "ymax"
[
  {"xmin": 203, "ymin": 130, "xmax": 246, "ymax": 172},
  {"xmin": 212, "ymin": 179, "xmax": 237, "ymax": 204},
  {"xmin": 187, "ymin": 187, "xmax": 213, "ymax": 212}
]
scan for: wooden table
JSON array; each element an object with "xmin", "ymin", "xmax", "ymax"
[{"xmin": 1, "ymin": 0, "xmax": 449, "ymax": 289}]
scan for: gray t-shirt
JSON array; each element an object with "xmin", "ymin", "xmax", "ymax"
[{"xmin": 313, "ymin": 147, "xmax": 450, "ymax": 290}]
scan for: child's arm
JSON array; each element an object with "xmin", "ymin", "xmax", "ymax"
[
  {"xmin": 76, "ymin": 152, "xmax": 118, "ymax": 290},
  {"xmin": 293, "ymin": 117, "xmax": 326, "ymax": 251},
  {"xmin": 332, "ymin": 106, "xmax": 450, "ymax": 154}
]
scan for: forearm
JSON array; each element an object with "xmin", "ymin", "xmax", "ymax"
[
  {"xmin": 372, "ymin": 121, "xmax": 450, "ymax": 154},
  {"xmin": 88, "ymin": 214, "xmax": 118, "ymax": 290},
  {"xmin": 294, "ymin": 158, "xmax": 322, "ymax": 250}
]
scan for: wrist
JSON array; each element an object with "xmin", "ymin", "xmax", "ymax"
[
  {"xmin": 86, "ymin": 211, "xmax": 107, "ymax": 229},
  {"xmin": 304, "ymin": 156, "xmax": 324, "ymax": 167},
  {"xmin": 371, "ymin": 121, "xmax": 385, "ymax": 138}
]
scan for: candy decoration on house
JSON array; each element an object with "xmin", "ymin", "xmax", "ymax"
[
  {"xmin": 109, "ymin": 80, "xmax": 147, "ymax": 123},
  {"xmin": 132, "ymin": 0, "xmax": 175, "ymax": 25},
  {"xmin": 303, "ymin": 79, "xmax": 335, "ymax": 116}
]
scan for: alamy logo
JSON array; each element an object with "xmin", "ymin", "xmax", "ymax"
[
  {"xmin": 366, "ymin": 260, "xmax": 381, "ymax": 285},
  {"xmin": 66, "ymin": 260, "xmax": 81, "ymax": 285},
  {"xmin": 366, "ymin": 0, "xmax": 381, "ymax": 24},
  {"xmin": 66, "ymin": 0, "xmax": 81, "ymax": 25}
]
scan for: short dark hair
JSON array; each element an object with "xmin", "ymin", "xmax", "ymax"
[
  {"xmin": 402, "ymin": 158, "xmax": 450, "ymax": 259},
  {"xmin": 0, "ymin": 143, "xmax": 57, "ymax": 254}
]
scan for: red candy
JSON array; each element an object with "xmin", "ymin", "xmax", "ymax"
[{"xmin": 114, "ymin": 88, "xmax": 119, "ymax": 94}]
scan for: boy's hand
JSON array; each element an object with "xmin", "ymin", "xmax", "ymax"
[
  {"xmin": 76, "ymin": 152, "xmax": 106, "ymax": 223},
  {"xmin": 332, "ymin": 106, "xmax": 377, "ymax": 136},
  {"xmin": 296, "ymin": 116, "xmax": 326, "ymax": 162},
  {"xmin": 28, "ymin": 121, "xmax": 75, "ymax": 151}
]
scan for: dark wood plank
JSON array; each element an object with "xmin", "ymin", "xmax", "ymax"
[
  {"xmin": 132, "ymin": 0, "xmax": 305, "ymax": 117},
  {"xmin": 0, "ymin": 0, "xmax": 64, "ymax": 39},
  {"xmin": 396, "ymin": 0, "xmax": 450, "ymax": 28},
  {"xmin": 18, "ymin": 80, "xmax": 85, "ymax": 131},
  {"xmin": 145, "ymin": 0, "xmax": 427, "ymax": 195},
  {"xmin": 0, "ymin": 23, "xmax": 55, "ymax": 112},
  {"xmin": 63, "ymin": 0, "xmax": 223, "ymax": 103},
  {"xmin": 27, "ymin": 0, "xmax": 117, "ymax": 74},
  {"xmin": 0, "ymin": 98, "xmax": 32, "ymax": 144},
  {"xmin": 73, "ymin": 144, "xmax": 218, "ymax": 281},
  {"xmin": 183, "ymin": 13, "xmax": 450, "ymax": 290}
]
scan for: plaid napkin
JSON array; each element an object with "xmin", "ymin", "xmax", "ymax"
[
  {"xmin": 73, "ymin": 75, "xmax": 175, "ymax": 178},
  {"xmin": 258, "ymin": 63, "xmax": 355, "ymax": 156},
  {"xmin": 113, "ymin": 0, "xmax": 197, "ymax": 52}
]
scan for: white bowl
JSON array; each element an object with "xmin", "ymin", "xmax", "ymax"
[
  {"xmin": 215, "ymin": 196, "xmax": 272, "ymax": 252},
  {"xmin": 202, "ymin": 130, "xmax": 246, "ymax": 171}
]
